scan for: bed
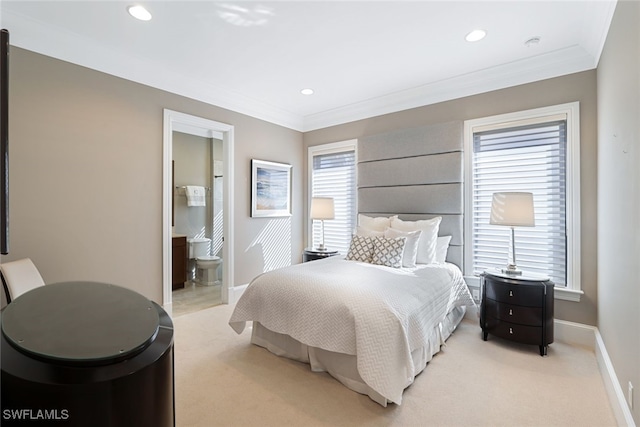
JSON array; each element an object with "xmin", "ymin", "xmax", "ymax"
[
  {"xmin": 229, "ymin": 251, "xmax": 474, "ymax": 406},
  {"xmin": 230, "ymin": 121, "xmax": 470, "ymax": 406}
]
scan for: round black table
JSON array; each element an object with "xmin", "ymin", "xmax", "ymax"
[{"xmin": 1, "ymin": 281, "xmax": 174, "ymax": 426}]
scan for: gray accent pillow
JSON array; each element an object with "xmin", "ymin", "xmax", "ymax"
[
  {"xmin": 345, "ymin": 235, "xmax": 375, "ymax": 262},
  {"xmin": 371, "ymin": 236, "xmax": 407, "ymax": 268}
]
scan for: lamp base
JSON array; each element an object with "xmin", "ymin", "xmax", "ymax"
[
  {"xmin": 501, "ymin": 265, "xmax": 523, "ymax": 276},
  {"xmin": 314, "ymin": 244, "xmax": 328, "ymax": 252}
]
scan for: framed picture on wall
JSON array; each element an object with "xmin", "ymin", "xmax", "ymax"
[{"xmin": 251, "ymin": 159, "xmax": 292, "ymax": 217}]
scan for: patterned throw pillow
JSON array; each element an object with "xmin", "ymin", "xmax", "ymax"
[
  {"xmin": 370, "ymin": 236, "xmax": 407, "ymax": 268},
  {"xmin": 345, "ymin": 235, "xmax": 375, "ymax": 262}
]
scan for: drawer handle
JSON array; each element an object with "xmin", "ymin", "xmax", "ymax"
[
  {"xmin": 509, "ymin": 290, "xmax": 513, "ymax": 297},
  {"xmin": 509, "ymin": 327, "xmax": 513, "ymax": 334},
  {"xmin": 509, "ymin": 309, "xmax": 513, "ymax": 316}
]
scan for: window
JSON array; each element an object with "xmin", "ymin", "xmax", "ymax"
[
  {"xmin": 464, "ymin": 103, "xmax": 582, "ymax": 301},
  {"xmin": 308, "ymin": 140, "xmax": 357, "ymax": 255}
]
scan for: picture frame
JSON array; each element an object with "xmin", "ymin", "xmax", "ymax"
[{"xmin": 251, "ymin": 159, "xmax": 292, "ymax": 217}]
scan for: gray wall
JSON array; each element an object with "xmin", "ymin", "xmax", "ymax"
[
  {"xmin": 304, "ymin": 70, "xmax": 598, "ymax": 326},
  {"xmin": 5, "ymin": 47, "xmax": 303, "ymax": 304},
  {"xmin": 4, "ymin": 38, "xmax": 608, "ymax": 333},
  {"xmin": 597, "ymin": 0, "xmax": 639, "ymax": 423}
]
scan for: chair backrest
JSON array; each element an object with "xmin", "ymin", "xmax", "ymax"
[{"xmin": 0, "ymin": 258, "xmax": 46, "ymax": 303}]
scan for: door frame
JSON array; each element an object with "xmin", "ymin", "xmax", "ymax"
[{"xmin": 162, "ymin": 109, "xmax": 234, "ymax": 309}]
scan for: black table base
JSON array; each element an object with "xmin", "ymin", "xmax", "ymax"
[{"xmin": 1, "ymin": 283, "xmax": 174, "ymax": 427}]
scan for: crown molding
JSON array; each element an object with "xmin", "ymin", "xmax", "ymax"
[
  {"xmin": 302, "ymin": 45, "xmax": 597, "ymax": 132},
  {"xmin": 3, "ymin": 6, "xmax": 612, "ymax": 133}
]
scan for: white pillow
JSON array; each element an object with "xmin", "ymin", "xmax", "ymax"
[
  {"xmin": 385, "ymin": 228, "xmax": 422, "ymax": 268},
  {"xmin": 345, "ymin": 235, "xmax": 375, "ymax": 263},
  {"xmin": 370, "ymin": 236, "xmax": 406, "ymax": 269},
  {"xmin": 357, "ymin": 214, "xmax": 397, "ymax": 232},
  {"xmin": 435, "ymin": 235, "xmax": 452, "ymax": 264},
  {"xmin": 355, "ymin": 226, "xmax": 385, "ymax": 237},
  {"xmin": 390, "ymin": 216, "xmax": 442, "ymax": 264}
]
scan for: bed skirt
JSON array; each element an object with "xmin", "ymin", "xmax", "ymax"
[{"xmin": 250, "ymin": 305, "xmax": 467, "ymax": 406}]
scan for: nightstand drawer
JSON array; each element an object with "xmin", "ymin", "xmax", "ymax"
[
  {"xmin": 484, "ymin": 299, "xmax": 543, "ymax": 326},
  {"xmin": 484, "ymin": 317, "xmax": 542, "ymax": 345},
  {"xmin": 485, "ymin": 280, "xmax": 544, "ymax": 307}
]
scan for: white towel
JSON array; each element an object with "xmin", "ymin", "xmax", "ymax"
[{"xmin": 185, "ymin": 186, "xmax": 206, "ymax": 207}]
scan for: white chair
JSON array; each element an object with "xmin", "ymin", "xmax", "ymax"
[{"xmin": 0, "ymin": 258, "xmax": 46, "ymax": 303}]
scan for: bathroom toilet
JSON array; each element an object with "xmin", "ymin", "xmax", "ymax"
[
  {"xmin": 195, "ymin": 255, "xmax": 222, "ymax": 286},
  {"xmin": 187, "ymin": 238, "xmax": 211, "ymax": 260},
  {"xmin": 187, "ymin": 238, "xmax": 221, "ymax": 286}
]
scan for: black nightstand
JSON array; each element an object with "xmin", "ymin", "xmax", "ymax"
[
  {"xmin": 480, "ymin": 270, "xmax": 554, "ymax": 356},
  {"xmin": 303, "ymin": 248, "xmax": 338, "ymax": 262}
]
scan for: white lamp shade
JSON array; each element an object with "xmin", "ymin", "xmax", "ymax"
[
  {"xmin": 310, "ymin": 197, "xmax": 335, "ymax": 220},
  {"xmin": 490, "ymin": 192, "xmax": 535, "ymax": 227}
]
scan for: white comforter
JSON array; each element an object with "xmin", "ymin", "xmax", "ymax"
[{"xmin": 229, "ymin": 256, "xmax": 475, "ymax": 404}]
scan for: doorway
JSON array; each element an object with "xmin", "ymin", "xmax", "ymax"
[
  {"xmin": 162, "ymin": 110, "xmax": 234, "ymax": 314},
  {"xmin": 171, "ymin": 132, "xmax": 222, "ymax": 316}
]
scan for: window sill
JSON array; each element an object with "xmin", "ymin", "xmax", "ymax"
[{"xmin": 554, "ymin": 286, "xmax": 583, "ymax": 302}]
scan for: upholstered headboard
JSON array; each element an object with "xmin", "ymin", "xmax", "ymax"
[{"xmin": 357, "ymin": 121, "xmax": 464, "ymax": 269}]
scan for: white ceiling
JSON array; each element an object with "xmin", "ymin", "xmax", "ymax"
[{"xmin": 1, "ymin": 1, "xmax": 617, "ymax": 131}]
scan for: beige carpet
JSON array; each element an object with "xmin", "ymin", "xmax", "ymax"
[{"xmin": 173, "ymin": 304, "xmax": 617, "ymax": 427}]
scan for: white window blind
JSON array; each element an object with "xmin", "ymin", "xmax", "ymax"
[
  {"xmin": 471, "ymin": 120, "xmax": 567, "ymax": 286},
  {"xmin": 310, "ymin": 148, "xmax": 356, "ymax": 254}
]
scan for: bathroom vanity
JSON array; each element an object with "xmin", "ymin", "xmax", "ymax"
[{"xmin": 172, "ymin": 235, "xmax": 187, "ymax": 289}]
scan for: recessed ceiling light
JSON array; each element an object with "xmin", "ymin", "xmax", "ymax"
[
  {"xmin": 128, "ymin": 5, "xmax": 152, "ymax": 21},
  {"xmin": 465, "ymin": 29, "xmax": 487, "ymax": 42},
  {"xmin": 301, "ymin": 89, "xmax": 314, "ymax": 96}
]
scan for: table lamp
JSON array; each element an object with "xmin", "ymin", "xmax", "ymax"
[
  {"xmin": 490, "ymin": 192, "xmax": 535, "ymax": 275},
  {"xmin": 310, "ymin": 197, "xmax": 334, "ymax": 251}
]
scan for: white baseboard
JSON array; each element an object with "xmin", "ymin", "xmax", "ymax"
[
  {"xmin": 474, "ymin": 315, "xmax": 634, "ymax": 426},
  {"xmin": 555, "ymin": 320, "xmax": 635, "ymax": 427},
  {"xmin": 595, "ymin": 329, "xmax": 636, "ymax": 427},
  {"xmin": 554, "ymin": 319, "xmax": 597, "ymax": 350},
  {"xmin": 229, "ymin": 283, "xmax": 248, "ymax": 304}
]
